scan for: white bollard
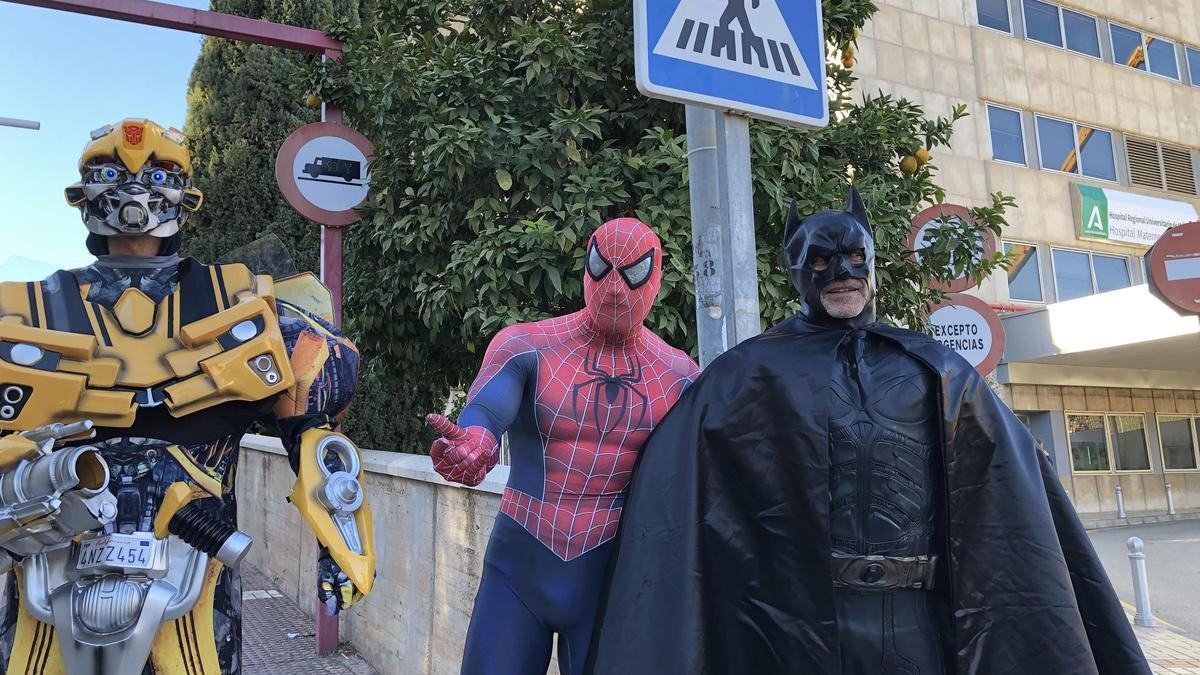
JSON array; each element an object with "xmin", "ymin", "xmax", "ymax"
[
  {"xmin": 1165, "ymin": 483, "xmax": 1177, "ymax": 517},
  {"xmin": 1127, "ymin": 537, "xmax": 1157, "ymax": 627},
  {"xmin": 1116, "ymin": 485, "xmax": 1127, "ymax": 519}
]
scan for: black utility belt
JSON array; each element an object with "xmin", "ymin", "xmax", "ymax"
[{"xmin": 831, "ymin": 552, "xmax": 937, "ymax": 592}]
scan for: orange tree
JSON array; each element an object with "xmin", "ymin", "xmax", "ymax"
[{"xmin": 313, "ymin": 0, "xmax": 1013, "ymax": 450}]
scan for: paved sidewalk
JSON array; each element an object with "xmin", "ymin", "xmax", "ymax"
[
  {"xmin": 1132, "ymin": 610, "xmax": 1200, "ymax": 675},
  {"xmin": 238, "ymin": 558, "xmax": 1200, "ymax": 675},
  {"xmin": 241, "ymin": 564, "xmax": 376, "ymax": 675}
]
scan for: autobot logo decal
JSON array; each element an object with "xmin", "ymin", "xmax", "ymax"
[
  {"xmin": 572, "ymin": 350, "xmax": 649, "ymax": 436},
  {"xmin": 654, "ymin": 0, "xmax": 816, "ymax": 89},
  {"xmin": 123, "ymin": 124, "xmax": 144, "ymax": 146}
]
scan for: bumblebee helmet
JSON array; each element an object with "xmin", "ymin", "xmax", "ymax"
[{"xmin": 65, "ymin": 119, "xmax": 204, "ymax": 255}]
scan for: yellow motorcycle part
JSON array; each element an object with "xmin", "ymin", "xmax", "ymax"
[
  {"xmin": 0, "ymin": 434, "xmax": 40, "ymax": 470},
  {"xmin": 148, "ymin": 559, "xmax": 223, "ymax": 674},
  {"xmin": 289, "ymin": 428, "xmax": 375, "ymax": 596},
  {"xmin": 153, "ymin": 481, "xmax": 211, "ymax": 539},
  {"xmin": 4, "ymin": 568, "xmax": 65, "ymax": 675}
]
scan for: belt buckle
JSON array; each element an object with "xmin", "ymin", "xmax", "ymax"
[{"xmin": 835, "ymin": 554, "xmax": 902, "ymax": 592}]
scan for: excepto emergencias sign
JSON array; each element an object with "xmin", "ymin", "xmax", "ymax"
[
  {"xmin": 926, "ymin": 293, "xmax": 1006, "ymax": 376},
  {"xmin": 1077, "ymin": 184, "xmax": 1198, "ymax": 247}
]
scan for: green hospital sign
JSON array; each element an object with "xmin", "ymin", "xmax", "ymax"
[{"xmin": 1076, "ymin": 184, "xmax": 1197, "ymax": 247}]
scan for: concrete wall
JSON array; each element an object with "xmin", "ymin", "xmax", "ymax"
[{"xmin": 235, "ymin": 436, "xmax": 561, "ymax": 675}]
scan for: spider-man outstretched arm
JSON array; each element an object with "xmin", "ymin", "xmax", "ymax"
[{"xmin": 427, "ymin": 327, "xmax": 535, "ymax": 486}]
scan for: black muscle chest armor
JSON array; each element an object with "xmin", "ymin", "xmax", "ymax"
[{"xmin": 828, "ymin": 330, "xmax": 940, "ymax": 557}]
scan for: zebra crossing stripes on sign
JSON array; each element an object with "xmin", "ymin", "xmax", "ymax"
[{"xmin": 635, "ymin": 0, "xmax": 828, "ymax": 128}]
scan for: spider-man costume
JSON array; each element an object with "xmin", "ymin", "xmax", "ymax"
[{"xmin": 427, "ymin": 218, "xmax": 698, "ymax": 675}]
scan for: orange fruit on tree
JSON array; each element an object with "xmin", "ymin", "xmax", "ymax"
[{"xmin": 900, "ymin": 155, "xmax": 919, "ymax": 174}]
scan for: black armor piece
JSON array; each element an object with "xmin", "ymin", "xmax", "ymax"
[
  {"xmin": 829, "ymin": 329, "xmax": 944, "ymax": 675},
  {"xmin": 829, "ymin": 330, "xmax": 939, "ymax": 557}
]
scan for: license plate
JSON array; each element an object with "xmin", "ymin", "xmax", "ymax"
[{"xmin": 77, "ymin": 533, "xmax": 156, "ymax": 570}]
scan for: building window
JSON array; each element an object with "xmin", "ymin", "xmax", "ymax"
[
  {"xmin": 1110, "ymin": 414, "xmax": 1151, "ymax": 471},
  {"xmin": 1187, "ymin": 46, "xmax": 1200, "ymax": 87},
  {"xmin": 1125, "ymin": 135, "xmax": 1197, "ymax": 195},
  {"xmin": 977, "ymin": 0, "xmax": 1011, "ymax": 32},
  {"xmin": 1068, "ymin": 413, "xmax": 1152, "ymax": 473},
  {"xmin": 987, "ymin": 104, "xmax": 1026, "ymax": 165},
  {"xmin": 1110, "ymin": 24, "xmax": 1146, "ymax": 71},
  {"xmin": 1111, "ymin": 23, "xmax": 1180, "ymax": 80},
  {"xmin": 1035, "ymin": 115, "xmax": 1116, "ymax": 181},
  {"xmin": 1158, "ymin": 415, "xmax": 1199, "ymax": 470},
  {"xmin": 1068, "ymin": 414, "xmax": 1110, "ymax": 472},
  {"xmin": 1003, "ymin": 241, "xmax": 1043, "ymax": 302},
  {"xmin": 1093, "ymin": 254, "xmax": 1131, "ymax": 293},
  {"xmin": 1023, "ymin": 0, "xmax": 1062, "ymax": 47},
  {"xmin": 1061, "ymin": 9, "xmax": 1101, "ymax": 58},
  {"xmin": 1021, "ymin": 0, "xmax": 1100, "ymax": 58},
  {"xmin": 1052, "ymin": 248, "xmax": 1133, "ymax": 300},
  {"xmin": 1053, "ymin": 249, "xmax": 1094, "ymax": 300},
  {"xmin": 1146, "ymin": 35, "xmax": 1180, "ymax": 80}
]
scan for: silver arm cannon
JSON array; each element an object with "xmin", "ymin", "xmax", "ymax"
[{"xmin": 0, "ymin": 420, "xmax": 117, "ymax": 562}]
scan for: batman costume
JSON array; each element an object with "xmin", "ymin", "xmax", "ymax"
[{"xmin": 585, "ymin": 189, "xmax": 1150, "ymax": 675}]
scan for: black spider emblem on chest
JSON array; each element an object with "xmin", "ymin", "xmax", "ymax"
[{"xmin": 571, "ymin": 350, "xmax": 649, "ymax": 435}]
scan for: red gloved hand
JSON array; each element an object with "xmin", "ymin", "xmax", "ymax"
[{"xmin": 426, "ymin": 413, "xmax": 498, "ymax": 487}]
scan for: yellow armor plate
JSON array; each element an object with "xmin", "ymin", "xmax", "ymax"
[{"xmin": 0, "ymin": 264, "xmax": 294, "ymax": 431}]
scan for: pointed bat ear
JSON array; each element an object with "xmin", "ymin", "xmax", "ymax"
[
  {"xmin": 846, "ymin": 186, "xmax": 872, "ymax": 235},
  {"xmin": 784, "ymin": 198, "xmax": 803, "ymax": 246}
]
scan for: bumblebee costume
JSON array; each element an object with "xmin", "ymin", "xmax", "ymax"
[{"xmin": 0, "ymin": 119, "xmax": 375, "ymax": 674}]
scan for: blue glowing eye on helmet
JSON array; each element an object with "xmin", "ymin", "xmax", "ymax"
[
  {"xmin": 100, "ymin": 166, "xmax": 121, "ymax": 182},
  {"xmin": 148, "ymin": 169, "xmax": 167, "ymax": 185}
]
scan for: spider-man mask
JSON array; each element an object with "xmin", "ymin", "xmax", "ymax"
[{"xmin": 583, "ymin": 218, "xmax": 662, "ymax": 338}]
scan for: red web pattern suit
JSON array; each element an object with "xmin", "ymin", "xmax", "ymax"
[{"xmin": 428, "ymin": 217, "xmax": 699, "ymax": 561}]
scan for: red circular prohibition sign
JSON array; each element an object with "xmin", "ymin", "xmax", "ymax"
[
  {"xmin": 275, "ymin": 122, "xmax": 374, "ymax": 227},
  {"xmin": 1147, "ymin": 221, "xmax": 1200, "ymax": 316}
]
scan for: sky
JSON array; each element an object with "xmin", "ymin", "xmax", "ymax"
[{"xmin": 0, "ymin": 0, "xmax": 209, "ymax": 281}]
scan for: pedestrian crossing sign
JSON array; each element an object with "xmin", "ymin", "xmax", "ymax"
[{"xmin": 634, "ymin": 0, "xmax": 828, "ymax": 128}]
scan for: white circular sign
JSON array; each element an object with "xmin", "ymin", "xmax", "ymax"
[
  {"xmin": 926, "ymin": 292, "xmax": 1007, "ymax": 375},
  {"xmin": 929, "ymin": 304, "xmax": 992, "ymax": 368},
  {"xmin": 291, "ymin": 136, "xmax": 370, "ymax": 212}
]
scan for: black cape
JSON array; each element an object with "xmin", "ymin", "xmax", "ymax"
[{"xmin": 585, "ymin": 314, "xmax": 1149, "ymax": 675}]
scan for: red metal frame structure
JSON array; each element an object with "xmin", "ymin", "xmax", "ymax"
[
  {"xmin": 12, "ymin": 0, "xmax": 341, "ymax": 54},
  {"xmin": 4, "ymin": 0, "xmax": 350, "ymax": 653}
]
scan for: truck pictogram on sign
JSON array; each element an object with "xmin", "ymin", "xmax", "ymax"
[{"xmin": 301, "ymin": 156, "xmax": 363, "ymax": 184}]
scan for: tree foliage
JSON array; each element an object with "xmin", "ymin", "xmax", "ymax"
[
  {"xmin": 182, "ymin": 0, "xmax": 371, "ymax": 274},
  {"xmin": 313, "ymin": 0, "xmax": 1012, "ymax": 450}
]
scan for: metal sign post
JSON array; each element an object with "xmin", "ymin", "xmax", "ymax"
[
  {"xmin": 687, "ymin": 106, "xmax": 762, "ymax": 367},
  {"xmin": 635, "ymin": 0, "xmax": 827, "ymax": 365}
]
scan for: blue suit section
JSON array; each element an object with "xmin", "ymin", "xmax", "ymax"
[{"xmin": 461, "ymin": 517, "xmax": 614, "ymax": 675}]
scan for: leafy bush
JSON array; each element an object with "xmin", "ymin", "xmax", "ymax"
[{"xmin": 309, "ymin": 0, "xmax": 1011, "ymax": 451}]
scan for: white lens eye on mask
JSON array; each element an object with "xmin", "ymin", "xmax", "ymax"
[
  {"xmin": 587, "ymin": 241, "xmax": 612, "ymax": 280},
  {"xmin": 619, "ymin": 250, "xmax": 655, "ymax": 289}
]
